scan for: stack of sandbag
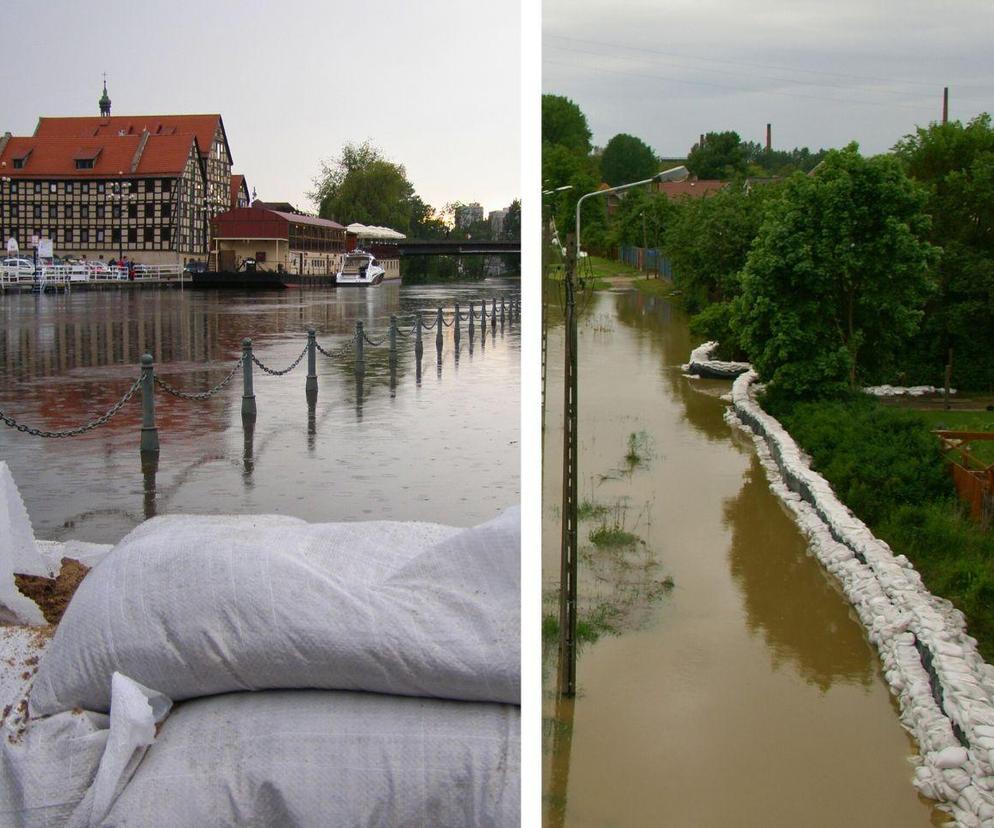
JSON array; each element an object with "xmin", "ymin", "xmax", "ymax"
[{"xmin": 3, "ymin": 508, "xmax": 520, "ymax": 827}]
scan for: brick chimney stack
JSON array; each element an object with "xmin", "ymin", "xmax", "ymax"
[{"xmin": 766, "ymin": 123, "xmax": 772, "ymax": 151}]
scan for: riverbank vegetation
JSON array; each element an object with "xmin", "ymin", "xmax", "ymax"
[
  {"xmin": 766, "ymin": 393, "xmax": 994, "ymax": 661},
  {"xmin": 542, "ymin": 91, "xmax": 994, "ymax": 661}
]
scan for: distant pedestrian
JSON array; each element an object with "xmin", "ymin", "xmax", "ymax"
[{"xmin": 127, "ymin": 260, "xmax": 135, "ymax": 281}]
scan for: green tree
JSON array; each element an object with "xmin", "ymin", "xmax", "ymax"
[
  {"xmin": 894, "ymin": 115, "xmax": 994, "ymax": 388},
  {"xmin": 542, "ymin": 94, "xmax": 592, "ymax": 155},
  {"xmin": 311, "ymin": 141, "xmax": 415, "ymax": 232},
  {"xmin": 600, "ymin": 133, "xmax": 658, "ymax": 186},
  {"xmin": 663, "ymin": 182, "xmax": 779, "ymax": 312},
  {"xmin": 733, "ymin": 144, "xmax": 936, "ymax": 397},
  {"xmin": 686, "ymin": 131, "xmax": 747, "ymax": 180},
  {"xmin": 503, "ymin": 199, "xmax": 520, "ymax": 240},
  {"xmin": 409, "ymin": 195, "xmax": 448, "ymax": 240}
]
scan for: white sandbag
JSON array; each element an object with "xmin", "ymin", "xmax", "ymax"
[
  {"xmin": 67, "ymin": 673, "xmax": 172, "ymax": 828},
  {"xmin": 0, "ymin": 709, "xmax": 109, "ymax": 827},
  {"xmin": 31, "ymin": 508, "xmax": 519, "ymax": 716},
  {"xmin": 98, "ymin": 690, "xmax": 520, "ymax": 828},
  {"xmin": 0, "ymin": 463, "xmax": 47, "ymax": 625}
]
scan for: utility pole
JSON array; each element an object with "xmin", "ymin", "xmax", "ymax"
[{"xmin": 558, "ymin": 233, "xmax": 579, "ymax": 698}]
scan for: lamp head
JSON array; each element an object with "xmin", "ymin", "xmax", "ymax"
[{"xmin": 652, "ymin": 165, "xmax": 689, "ymax": 183}]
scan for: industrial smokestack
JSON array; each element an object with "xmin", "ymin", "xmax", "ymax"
[
  {"xmin": 699, "ymin": 133, "xmax": 705, "ymax": 149},
  {"xmin": 766, "ymin": 123, "xmax": 771, "ymax": 151},
  {"xmin": 943, "ymin": 87, "xmax": 949, "ymax": 124}
]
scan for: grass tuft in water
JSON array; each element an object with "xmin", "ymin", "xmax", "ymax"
[
  {"xmin": 624, "ymin": 430, "xmax": 652, "ymax": 470},
  {"xmin": 589, "ymin": 523, "xmax": 639, "ymax": 547},
  {"xmin": 578, "ymin": 500, "xmax": 611, "ymax": 521}
]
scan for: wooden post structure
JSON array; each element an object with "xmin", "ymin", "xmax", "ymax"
[
  {"xmin": 139, "ymin": 353, "xmax": 160, "ymax": 453},
  {"xmin": 241, "ymin": 338, "xmax": 256, "ymax": 418},
  {"xmin": 558, "ymin": 234, "xmax": 579, "ymax": 698}
]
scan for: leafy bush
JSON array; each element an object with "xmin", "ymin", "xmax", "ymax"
[
  {"xmin": 768, "ymin": 396, "xmax": 953, "ymax": 525},
  {"xmin": 879, "ymin": 502, "xmax": 994, "ymax": 662}
]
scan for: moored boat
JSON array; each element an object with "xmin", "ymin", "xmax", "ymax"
[{"xmin": 336, "ymin": 250, "xmax": 386, "ymax": 287}]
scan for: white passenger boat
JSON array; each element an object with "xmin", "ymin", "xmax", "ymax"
[{"xmin": 336, "ymin": 250, "xmax": 386, "ymax": 287}]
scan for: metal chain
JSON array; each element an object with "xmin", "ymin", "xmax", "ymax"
[
  {"xmin": 441, "ymin": 315, "xmax": 455, "ymax": 327},
  {"xmin": 315, "ymin": 339, "xmax": 353, "ymax": 359},
  {"xmin": 0, "ymin": 377, "xmax": 142, "ymax": 438},
  {"xmin": 421, "ymin": 316, "xmax": 438, "ymax": 331},
  {"xmin": 252, "ymin": 344, "xmax": 308, "ymax": 376},
  {"xmin": 154, "ymin": 356, "xmax": 244, "ymax": 401},
  {"xmin": 362, "ymin": 332, "xmax": 387, "ymax": 347},
  {"xmin": 394, "ymin": 320, "xmax": 418, "ymax": 338}
]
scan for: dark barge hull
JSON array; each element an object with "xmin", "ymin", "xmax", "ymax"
[{"xmin": 191, "ymin": 271, "xmax": 338, "ymax": 289}]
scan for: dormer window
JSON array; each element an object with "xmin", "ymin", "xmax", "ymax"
[
  {"xmin": 12, "ymin": 158, "xmax": 25, "ymax": 169},
  {"xmin": 73, "ymin": 147, "xmax": 101, "ymax": 170}
]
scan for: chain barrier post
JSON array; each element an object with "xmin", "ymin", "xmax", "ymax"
[
  {"xmin": 415, "ymin": 312, "xmax": 424, "ymax": 362},
  {"xmin": 389, "ymin": 315, "xmax": 398, "ymax": 365},
  {"xmin": 468, "ymin": 301, "xmax": 475, "ymax": 339},
  {"xmin": 355, "ymin": 321, "xmax": 365, "ymax": 375},
  {"xmin": 454, "ymin": 303, "xmax": 461, "ymax": 348},
  {"xmin": 435, "ymin": 307, "xmax": 444, "ymax": 357},
  {"xmin": 306, "ymin": 328, "xmax": 318, "ymax": 395},
  {"xmin": 241, "ymin": 338, "xmax": 257, "ymax": 418},
  {"xmin": 500, "ymin": 297, "xmax": 506, "ymax": 327},
  {"xmin": 139, "ymin": 353, "xmax": 160, "ymax": 453},
  {"xmin": 389, "ymin": 315, "xmax": 398, "ymax": 394},
  {"xmin": 481, "ymin": 300, "xmax": 486, "ymax": 328},
  {"xmin": 491, "ymin": 297, "xmax": 498, "ymax": 332}
]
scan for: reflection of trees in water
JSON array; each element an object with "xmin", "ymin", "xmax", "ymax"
[
  {"xmin": 609, "ymin": 290, "xmax": 735, "ymax": 445},
  {"xmin": 723, "ymin": 455, "xmax": 875, "ymax": 692}
]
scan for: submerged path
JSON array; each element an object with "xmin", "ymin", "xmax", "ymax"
[{"xmin": 542, "ymin": 290, "xmax": 946, "ymax": 826}]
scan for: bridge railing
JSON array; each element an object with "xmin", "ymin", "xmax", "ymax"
[{"xmin": 0, "ymin": 294, "xmax": 521, "ymax": 453}]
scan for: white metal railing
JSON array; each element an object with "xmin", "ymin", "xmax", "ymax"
[{"xmin": 1, "ymin": 263, "xmax": 185, "ymax": 285}]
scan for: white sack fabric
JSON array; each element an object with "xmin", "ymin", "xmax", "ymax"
[
  {"xmin": 31, "ymin": 509, "xmax": 520, "ymax": 716},
  {"xmin": 95, "ymin": 690, "xmax": 520, "ymax": 828},
  {"xmin": 0, "ymin": 462, "xmax": 49, "ymax": 625}
]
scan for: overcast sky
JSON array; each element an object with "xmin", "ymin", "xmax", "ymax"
[
  {"xmin": 1, "ymin": 0, "xmax": 520, "ymax": 215},
  {"xmin": 544, "ymin": 0, "xmax": 993, "ymax": 158}
]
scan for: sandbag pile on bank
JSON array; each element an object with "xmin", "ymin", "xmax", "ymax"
[
  {"xmin": 1, "ymin": 507, "xmax": 521, "ymax": 828},
  {"xmin": 727, "ymin": 369, "xmax": 994, "ymax": 828}
]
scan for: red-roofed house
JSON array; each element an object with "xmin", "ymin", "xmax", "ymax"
[
  {"xmin": 0, "ymin": 81, "xmax": 248, "ymax": 265},
  {"xmin": 229, "ymin": 174, "xmax": 249, "ymax": 210},
  {"xmin": 210, "ymin": 205, "xmax": 346, "ymax": 275},
  {"xmin": 652, "ymin": 179, "xmax": 727, "ymax": 200}
]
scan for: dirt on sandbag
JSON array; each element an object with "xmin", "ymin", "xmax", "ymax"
[{"xmin": 14, "ymin": 558, "xmax": 90, "ymax": 625}]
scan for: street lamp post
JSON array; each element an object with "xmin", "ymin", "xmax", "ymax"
[
  {"xmin": 557, "ymin": 166, "xmax": 688, "ymax": 697},
  {"xmin": 574, "ymin": 166, "xmax": 687, "ymax": 262}
]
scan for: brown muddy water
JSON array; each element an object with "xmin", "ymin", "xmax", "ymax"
[
  {"xmin": 542, "ymin": 289, "xmax": 947, "ymax": 826},
  {"xmin": 0, "ymin": 282, "xmax": 519, "ymax": 543}
]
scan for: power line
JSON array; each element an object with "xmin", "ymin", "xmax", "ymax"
[
  {"xmin": 543, "ymin": 57, "xmax": 935, "ymax": 112},
  {"xmin": 545, "ymin": 33, "xmax": 994, "ymax": 102}
]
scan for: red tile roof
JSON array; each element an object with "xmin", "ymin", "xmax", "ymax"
[
  {"xmin": 654, "ymin": 179, "xmax": 727, "ymax": 199},
  {"xmin": 0, "ymin": 134, "xmax": 199, "ymax": 178},
  {"xmin": 230, "ymin": 174, "xmax": 246, "ymax": 209},
  {"xmin": 34, "ymin": 114, "xmax": 224, "ymax": 161}
]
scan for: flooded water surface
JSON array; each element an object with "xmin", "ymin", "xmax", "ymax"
[
  {"xmin": 542, "ymin": 290, "xmax": 946, "ymax": 826},
  {"xmin": 0, "ymin": 282, "xmax": 519, "ymax": 543}
]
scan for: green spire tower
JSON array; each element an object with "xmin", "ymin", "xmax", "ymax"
[{"xmin": 99, "ymin": 74, "xmax": 111, "ymax": 117}]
